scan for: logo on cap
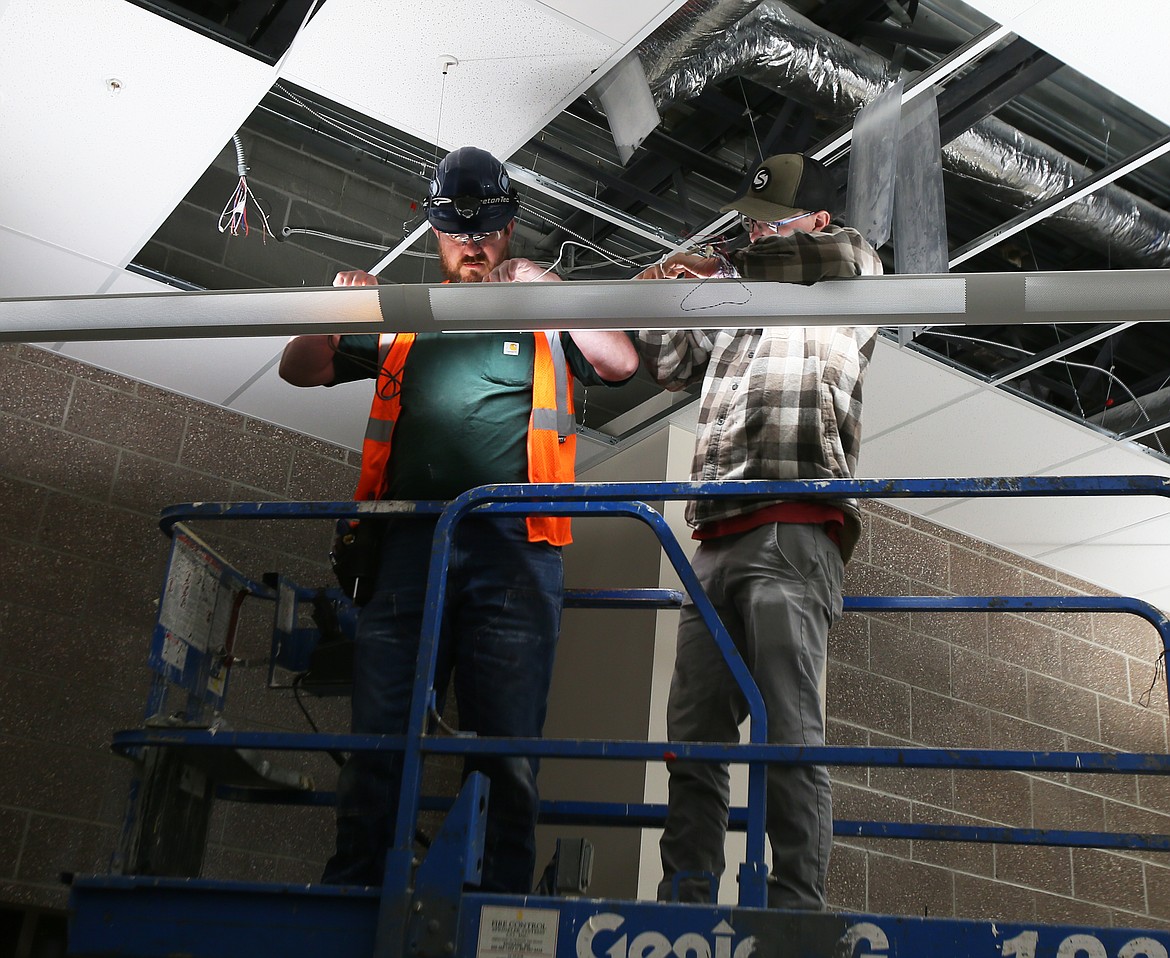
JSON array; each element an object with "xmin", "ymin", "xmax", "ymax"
[{"xmin": 752, "ymin": 168, "xmax": 770, "ymax": 191}]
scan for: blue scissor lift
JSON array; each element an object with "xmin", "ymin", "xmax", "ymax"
[{"xmin": 68, "ymin": 477, "xmax": 1170, "ymax": 957}]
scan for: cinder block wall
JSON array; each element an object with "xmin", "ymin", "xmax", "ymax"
[
  {"xmin": 0, "ymin": 342, "xmax": 353, "ymax": 911},
  {"xmin": 828, "ymin": 501, "xmax": 1170, "ymax": 929},
  {"xmin": 2, "ymin": 342, "xmax": 1168, "ymax": 933}
]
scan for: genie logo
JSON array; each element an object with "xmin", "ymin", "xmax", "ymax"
[
  {"xmin": 751, "ymin": 168, "xmax": 770, "ymax": 191},
  {"xmin": 576, "ymin": 914, "xmax": 756, "ymax": 958}
]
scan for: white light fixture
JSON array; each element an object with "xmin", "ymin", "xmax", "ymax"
[{"xmin": 8, "ymin": 269, "xmax": 1170, "ymax": 342}]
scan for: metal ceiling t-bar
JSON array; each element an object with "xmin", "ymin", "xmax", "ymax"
[
  {"xmin": 949, "ymin": 132, "xmax": 1170, "ymax": 268},
  {"xmin": 669, "ymin": 23, "xmax": 1016, "ymax": 257},
  {"xmin": 987, "ymin": 322, "xmax": 1138, "ymax": 386},
  {"xmin": 810, "ymin": 22, "xmax": 1014, "ymax": 163},
  {"xmin": 934, "ymin": 38, "xmax": 1062, "ymax": 146}
]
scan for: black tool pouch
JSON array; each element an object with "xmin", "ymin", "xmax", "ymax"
[{"xmin": 330, "ymin": 518, "xmax": 384, "ymax": 606}]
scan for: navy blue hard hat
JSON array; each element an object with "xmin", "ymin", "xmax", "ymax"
[{"xmin": 424, "ymin": 146, "xmax": 519, "ymax": 234}]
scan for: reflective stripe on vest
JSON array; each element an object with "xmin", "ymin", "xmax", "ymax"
[
  {"xmin": 354, "ymin": 332, "xmax": 416, "ymax": 502},
  {"xmin": 354, "ymin": 331, "xmax": 576, "ymax": 545}
]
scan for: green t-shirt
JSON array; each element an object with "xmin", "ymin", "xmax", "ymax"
[{"xmin": 331, "ymin": 332, "xmax": 619, "ymax": 501}]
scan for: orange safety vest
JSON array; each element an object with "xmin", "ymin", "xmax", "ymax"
[{"xmin": 354, "ymin": 332, "xmax": 577, "ymax": 545}]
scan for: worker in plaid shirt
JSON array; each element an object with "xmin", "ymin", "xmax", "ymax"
[{"xmin": 633, "ymin": 153, "xmax": 883, "ymax": 911}]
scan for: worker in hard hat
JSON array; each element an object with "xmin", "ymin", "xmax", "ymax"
[{"xmin": 280, "ymin": 146, "xmax": 638, "ymax": 893}]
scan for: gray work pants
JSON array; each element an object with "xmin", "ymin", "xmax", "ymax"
[{"xmin": 657, "ymin": 521, "xmax": 844, "ymax": 910}]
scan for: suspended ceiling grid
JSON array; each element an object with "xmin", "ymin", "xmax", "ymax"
[
  {"xmin": 4, "ymin": 0, "xmax": 1170, "ymax": 611},
  {"xmin": 965, "ymin": 0, "xmax": 1170, "ymax": 132}
]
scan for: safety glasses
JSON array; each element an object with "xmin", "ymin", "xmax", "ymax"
[
  {"xmin": 426, "ymin": 193, "xmax": 488, "ymax": 219},
  {"xmin": 739, "ymin": 211, "xmax": 812, "ymax": 232},
  {"xmin": 446, "ymin": 230, "xmax": 504, "ymax": 246}
]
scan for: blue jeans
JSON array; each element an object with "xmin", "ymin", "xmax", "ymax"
[
  {"xmin": 658, "ymin": 522, "xmax": 843, "ymax": 909},
  {"xmin": 323, "ymin": 516, "xmax": 563, "ymax": 893}
]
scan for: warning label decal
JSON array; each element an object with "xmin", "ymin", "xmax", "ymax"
[{"xmin": 477, "ymin": 906, "xmax": 559, "ymax": 958}]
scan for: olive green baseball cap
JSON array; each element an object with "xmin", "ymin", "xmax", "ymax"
[{"xmin": 719, "ymin": 153, "xmax": 837, "ymax": 222}]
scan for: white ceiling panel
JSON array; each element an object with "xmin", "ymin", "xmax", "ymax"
[
  {"xmin": 861, "ymin": 386, "xmax": 1104, "ymax": 489},
  {"xmin": 0, "ymin": 230, "xmax": 119, "ymax": 298},
  {"xmin": 0, "ymin": 0, "xmax": 274, "ymax": 290},
  {"xmin": 54, "ymin": 335, "xmax": 365, "ymax": 451},
  {"xmin": 53, "ymin": 333, "xmax": 471, "ymax": 456},
  {"xmin": 1041, "ymin": 540, "xmax": 1170, "ymax": 598},
  {"xmin": 1036, "ymin": 440, "xmax": 1170, "ymax": 480},
  {"xmin": 281, "ymin": 0, "xmax": 619, "ymax": 158},
  {"xmin": 857, "ymin": 340, "xmax": 1170, "ymax": 610},
  {"xmin": 963, "ymin": 0, "xmax": 1170, "ymax": 129},
  {"xmin": 860, "ymin": 339, "xmax": 981, "ymax": 456},
  {"xmin": 55, "ymin": 337, "xmax": 290, "ymax": 407},
  {"xmin": 1135, "ymin": 585, "xmax": 1170, "ymax": 617},
  {"xmin": 1080, "ymin": 513, "xmax": 1170, "ymax": 548},
  {"xmin": 230, "ymin": 367, "xmax": 369, "ymax": 451},
  {"xmin": 105, "ymin": 270, "xmax": 172, "ymax": 295},
  {"xmin": 916, "ymin": 496, "xmax": 1170, "ymax": 555},
  {"xmin": 530, "ymin": 0, "xmax": 685, "ymax": 45}
]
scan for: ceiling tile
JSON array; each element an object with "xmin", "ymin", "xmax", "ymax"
[
  {"xmin": 861, "ymin": 384, "xmax": 1104, "ymax": 482},
  {"xmin": 963, "ymin": 0, "xmax": 1170, "ymax": 128},
  {"xmin": 528, "ymin": 0, "xmax": 686, "ymax": 45},
  {"xmin": 56, "ymin": 337, "xmax": 288, "ymax": 407},
  {"xmin": 921, "ymin": 496, "xmax": 1170, "ymax": 554},
  {"xmin": 1041, "ymin": 540, "xmax": 1170, "ymax": 597},
  {"xmin": 281, "ymin": 0, "xmax": 618, "ymax": 158},
  {"xmin": 231, "ymin": 366, "xmax": 369, "ymax": 450},
  {"xmin": 0, "ymin": 231, "xmax": 117, "ymax": 297},
  {"xmin": 55, "ymin": 332, "xmax": 367, "ymax": 451},
  {"xmin": 862, "ymin": 339, "xmax": 982, "ymax": 448},
  {"xmin": 0, "ymin": 0, "xmax": 274, "ymax": 280},
  {"xmin": 1037, "ymin": 442, "xmax": 1170, "ymax": 480}
]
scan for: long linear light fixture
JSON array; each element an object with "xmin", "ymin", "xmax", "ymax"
[
  {"xmin": 949, "ymin": 132, "xmax": 1170, "ymax": 268},
  {"xmin": 6, "ymin": 268, "xmax": 1170, "ymax": 343}
]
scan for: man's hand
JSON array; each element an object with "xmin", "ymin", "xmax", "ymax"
[
  {"xmin": 334, "ymin": 270, "xmax": 379, "ymax": 287},
  {"xmin": 486, "ymin": 258, "xmax": 562, "ymax": 283},
  {"xmin": 635, "ymin": 253, "xmax": 723, "ymax": 280}
]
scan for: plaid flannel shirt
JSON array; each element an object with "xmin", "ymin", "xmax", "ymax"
[{"xmin": 634, "ymin": 225, "xmax": 882, "ymax": 561}]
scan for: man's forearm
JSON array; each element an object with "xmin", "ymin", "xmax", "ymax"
[
  {"xmin": 280, "ymin": 334, "xmax": 340, "ymax": 386},
  {"xmin": 568, "ymin": 330, "xmax": 640, "ymax": 383}
]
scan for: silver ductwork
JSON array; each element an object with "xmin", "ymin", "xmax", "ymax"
[
  {"xmin": 642, "ymin": 0, "xmax": 892, "ymax": 112},
  {"xmin": 639, "ymin": 0, "xmax": 1170, "ymax": 267},
  {"xmin": 637, "ymin": 0, "xmax": 771, "ymax": 92}
]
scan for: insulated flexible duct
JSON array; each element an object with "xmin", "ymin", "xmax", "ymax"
[{"xmin": 638, "ymin": 0, "xmax": 1170, "ymax": 267}]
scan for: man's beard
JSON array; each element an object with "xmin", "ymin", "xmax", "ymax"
[{"xmin": 439, "ymin": 241, "xmax": 510, "ymax": 283}]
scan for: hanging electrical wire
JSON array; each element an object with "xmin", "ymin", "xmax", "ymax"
[
  {"xmin": 218, "ymin": 133, "xmax": 274, "ymax": 241},
  {"xmin": 272, "ymin": 83, "xmax": 432, "ymax": 175},
  {"xmin": 916, "ymin": 328, "xmax": 1165, "ymax": 454},
  {"xmin": 521, "ymin": 203, "xmax": 689, "ymax": 275}
]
